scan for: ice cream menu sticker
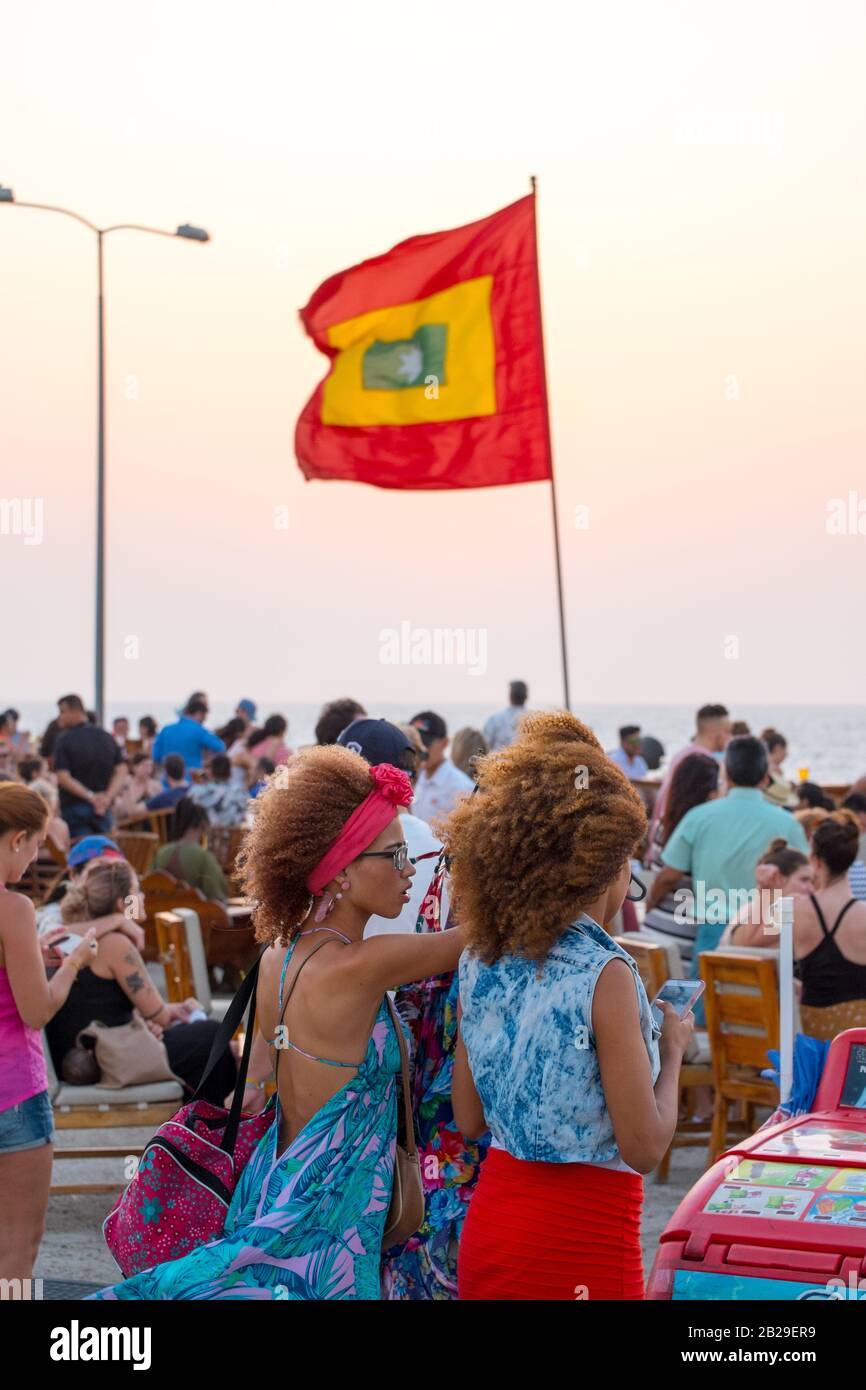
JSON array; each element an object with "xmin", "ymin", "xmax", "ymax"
[
  {"xmin": 703, "ymin": 1157, "xmax": 866, "ymax": 1223},
  {"xmin": 804, "ymin": 1192, "xmax": 866, "ymax": 1227},
  {"xmin": 757, "ymin": 1123, "xmax": 866, "ymax": 1162},
  {"xmin": 704, "ymin": 1181, "xmax": 812, "ymax": 1220}
]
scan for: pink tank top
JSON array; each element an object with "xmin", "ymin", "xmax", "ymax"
[{"xmin": 0, "ymin": 884, "xmax": 48, "ymax": 1110}]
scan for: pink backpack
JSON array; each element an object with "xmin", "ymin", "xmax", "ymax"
[{"xmin": 103, "ymin": 955, "xmax": 274, "ymax": 1278}]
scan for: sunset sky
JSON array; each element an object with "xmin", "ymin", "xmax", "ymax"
[{"xmin": 3, "ymin": 1, "xmax": 865, "ymax": 713}]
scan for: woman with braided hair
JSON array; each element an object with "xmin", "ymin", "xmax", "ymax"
[{"xmin": 450, "ymin": 711, "xmax": 694, "ymax": 1300}]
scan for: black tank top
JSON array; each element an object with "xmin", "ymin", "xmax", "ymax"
[
  {"xmin": 45, "ymin": 967, "xmax": 132, "ymax": 1070},
  {"xmin": 799, "ymin": 894, "xmax": 866, "ymax": 1008}
]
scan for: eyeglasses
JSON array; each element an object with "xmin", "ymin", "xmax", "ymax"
[
  {"xmin": 625, "ymin": 871, "xmax": 647, "ymax": 903},
  {"xmin": 357, "ymin": 843, "xmax": 410, "ymax": 872}
]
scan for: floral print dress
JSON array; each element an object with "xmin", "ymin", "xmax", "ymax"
[
  {"xmin": 382, "ymin": 863, "xmax": 489, "ymax": 1300},
  {"xmin": 91, "ymin": 942, "xmax": 403, "ymax": 1301}
]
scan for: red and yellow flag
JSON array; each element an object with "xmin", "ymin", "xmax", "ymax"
[{"xmin": 295, "ymin": 194, "xmax": 551, "ymax": 490}]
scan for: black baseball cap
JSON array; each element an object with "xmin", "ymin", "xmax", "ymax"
[
  {"xmin": 409, "ymin": 710, "xmax": 447, "ymax": 747},
  {"xmin": 337, "ymin": 718, "xmax": 415, "ymax": 768}
]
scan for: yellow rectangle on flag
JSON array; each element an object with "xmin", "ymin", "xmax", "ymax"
[{"xmin": 321, "ymin": 275, "xmax": 495, "ymax": 427}]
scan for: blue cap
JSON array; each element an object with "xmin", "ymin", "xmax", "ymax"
[
  {"xmin": 238, "ymin": 699, "xmax": 257, "ymax": 720},
  {"xmin": 337, "ymin": 718, "xmax": 414, "ymax": 768},
  {"xmin": 68, "ymin": 835, "xmax": 123, "ymax": 869}
]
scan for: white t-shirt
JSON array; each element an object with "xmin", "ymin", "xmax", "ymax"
[
  {"xmin": 411, "ymin": 759, "xmax": 473, "ymax": 824},
  {"xmin": 364, "ymin": 813, "xmax": 445, "ymax": 938}
]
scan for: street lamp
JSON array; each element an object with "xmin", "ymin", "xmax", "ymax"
[{"xmin": 0, "ymin": 185, "xmax": 210, "ymax": 724}]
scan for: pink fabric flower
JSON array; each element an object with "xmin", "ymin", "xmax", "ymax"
[{"xmin": 368, "ymin": 762, "xmax": 413, "ymax": 808}]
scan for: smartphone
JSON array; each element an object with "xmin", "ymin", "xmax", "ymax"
[
  {"xmin": 53, "ymin": 933, "xmax": 83, "ymax": 956},
  {"xmin": 651, "ymin": 978, "xmax": 705, "ymax": 1028}
]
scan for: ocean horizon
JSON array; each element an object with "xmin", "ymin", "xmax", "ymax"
[{"xmin": 10, "ymin": 698, "xmax": 866, "ymax": 785}]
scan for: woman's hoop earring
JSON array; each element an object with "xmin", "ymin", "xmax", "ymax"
[{"xmin": 296, "ymin": 895, "xmax": 315, "ymax": 927}]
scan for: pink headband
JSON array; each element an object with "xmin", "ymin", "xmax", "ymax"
[{"xmin": 306, "ymin": 763, "xmax": 414, "ymax": 895}]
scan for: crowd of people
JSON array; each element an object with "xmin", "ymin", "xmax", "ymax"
[{"xmin": 1, "ymin": 687, "xmax": 866, "ymax": 1299}]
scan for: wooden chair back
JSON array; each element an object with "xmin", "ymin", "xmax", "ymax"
[
  {"xmin": 700, "ymin": 951, "xmax": 780, "ymax": 1075},
  {"xmin": 155, "ymin": 910, "xmax": 196, "ymax": 1004},
  {"xmin": 700, "ymin": 950, "xmax": 780, "ymax": 1159},
  {"xmin": 614, "ymin": 937, "xmax": 669, "ymax": 1000},
  {"xmin": 141, "ymin": 870, "xmax": 256, "ymax": 981},
  {"xmin": 207, "ymin": 825, "xmax": 245, "ymax": 873},
  {"xmin": 116, "ymin": 807, "xmax": 175, "ymax": 846},
  {"xmin": 13, "ymin": 849, "xmax": 67, "ymax": 906},
  {"xmin": 114, "ymin": 831, "xmax": 159, "ymax": 877}
]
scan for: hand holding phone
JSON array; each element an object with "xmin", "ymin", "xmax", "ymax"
[
  {"xmin": 651, "ymin": 978, "xmax": 705, "ymax": 1029},
  {"xmin": 53, "ymin": 933, "xmax": 84, "ymax": 957}
]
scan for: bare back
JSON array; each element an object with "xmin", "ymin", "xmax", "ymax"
[
  {"xmin": 794, "ymin": 888, "xmax": 866, "ymax": 965},
  {"xmin": 256, "ymin": 939, "xmax": 382, "ymax": 1152}
]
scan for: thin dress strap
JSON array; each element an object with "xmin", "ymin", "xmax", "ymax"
[
  {"xmin": 810, "ymin": 893, "xmax": 830, "ymax": 936},
  {"xmin": 271, "ymin": 932, "xmax": 366, "ymax": 1071},
  {"xmin": 278, "ymin": 948, "xmax": 292, "ymax": 1011},
  {"xmin": 829, "ymin": 900, "xmax": 858, "ymax": 937}
]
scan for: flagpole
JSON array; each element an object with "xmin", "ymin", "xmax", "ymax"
[{"xmin": 530, "ymin": 176, "xmax": 571, "ymax": 712}]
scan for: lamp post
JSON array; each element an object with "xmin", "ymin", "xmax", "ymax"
[{"xmin": 0, "ymin": 186, "xmax": 209, "ymax": 724}]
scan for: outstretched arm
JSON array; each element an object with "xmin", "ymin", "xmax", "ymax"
[{"xmin": 344, "ymin": 924, "xmax": 464, "ymax": 994}]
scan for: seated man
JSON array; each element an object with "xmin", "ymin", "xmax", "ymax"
[
  {"xmin": 188, "ymin": 754, "xmax": 249, "ymax": 827},
  {"xmin": 146, "ymin": 754, "xmax": 190, "ymax": 812}
]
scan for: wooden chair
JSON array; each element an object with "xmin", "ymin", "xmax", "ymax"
[
  {"xmin": 141, "ymin": 870, "xmax": 258, "ymax": 984},
  {"xmin": 615, "ymin": 936, "xmax": 714, "ymax": 1180},
  {"xmin": 154, "ymin": 908, "xmax": 212, "ymax": 1010},
  {"xmin": 207, "ymin": 825, "xmax": 245, "ymax": 871},
  {"xmin": 13, "ymin": 837, "xmax": 68, "ymax": 905},
  {"xmin": 45, "ymin": 1036, "xmax": 182, "ymax": 1196},
  {"xmin": 614, "ymin": 936, "xmax": 668, "ymax": 999},
  {"xmin": 116, "ymin": 806, "xmax": 175, "ymax": 846},
  {"xmin": 114, "ymin": 830, "xmax": 159, "ymax": 877},
  {"xmin": 207, "ymin": 824, "xmax": 246, "ymax": 893},
  {"xmin": 700, "ymin": 950, "xmax": 780, "ymax": 1161}
]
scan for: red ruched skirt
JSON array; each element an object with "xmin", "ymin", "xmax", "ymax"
[{"xmin": 458, "ymin": 1146, "xmax": 645, "ymax": 1300}]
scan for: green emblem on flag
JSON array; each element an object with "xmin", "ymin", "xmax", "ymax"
[{"xmin": 362, "ymin": 324, "xmax": 447, "ymax": 391}]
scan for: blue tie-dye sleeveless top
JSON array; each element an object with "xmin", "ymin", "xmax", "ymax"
[{"xmin": 458, "ymin": 914, "xmax": 661, "ymax": 1165}]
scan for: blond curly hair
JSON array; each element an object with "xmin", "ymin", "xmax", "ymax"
[{"xmin": 442, "ymin": 711, "xmax": 647, "ymax": 963}]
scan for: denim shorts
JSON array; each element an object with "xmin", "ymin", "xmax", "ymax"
[{"xmin": 0, "ymin": 1090, "xmax": 54, "ymax": 1154}]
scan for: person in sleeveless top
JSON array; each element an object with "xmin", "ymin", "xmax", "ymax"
[
  {"xmin": 91, "ymin": 748, "xmax": 465, "ymax": 1300},
  {"xmin": 153, "ymin": 797, "xmax": 228, "ymax": 900},
  {"xmin": 721, "ymin": 838, "xmax": 812, "ymax": 947},
  {"xmin": 793, "ymin": 810, "xmax": 866, "ymax": 1041},
  {"xmin": 450, "ymin": 713, "xmax": 695, "ymax": 1301},
  {"xmin": 46, "ymin": 859, "xmax": 238, "ymax": 1102},
  {"xmin": 0, "ymin": 785, "xmax": 98, "ymax": 1280}
]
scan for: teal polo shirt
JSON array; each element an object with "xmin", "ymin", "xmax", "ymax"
[{"xmin": 661, "ymin": 786, "xmax": 809, "ymax": 923}]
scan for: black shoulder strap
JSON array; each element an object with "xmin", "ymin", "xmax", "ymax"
[
  {"xmin": 190, "ymin": 947, "xmax": 267, "ymax": 1156},
  {"xmin": 829, "ymin": 899, "xmax": 858, "ymax": 937},
  {"xmin": 810, "ymin": 893, "xmax": 830, "ymax": 937}
]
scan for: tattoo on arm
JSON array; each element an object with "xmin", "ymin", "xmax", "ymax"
[{"xmin": 125, "ymin": 971, "xmax": 147, "ymax": 994}]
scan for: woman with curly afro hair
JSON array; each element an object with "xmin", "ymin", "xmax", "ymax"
[
  {"xmin": 91, "ymin": 746, "xmax": 464, "ymax": 1303},
  {"xmin": 449, "ymin": 712, "xmax": 694, "ymax": 1301}
]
